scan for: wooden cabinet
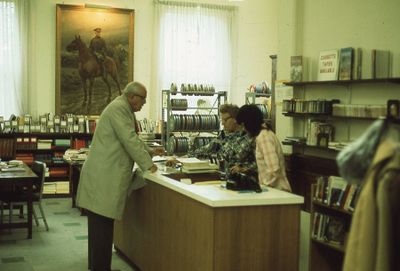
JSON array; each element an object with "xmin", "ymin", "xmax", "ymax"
[{"xmin": 114, "ymin": 175, "xmax": 302, "ymax": 271}]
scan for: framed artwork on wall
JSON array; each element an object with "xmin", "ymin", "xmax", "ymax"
[{"xmin": 56, "ymin": 4, "xmax": 134, "ymax": 115}]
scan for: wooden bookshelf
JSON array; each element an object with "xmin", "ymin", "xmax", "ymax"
[
  {"xmin": 311, "ymin": 237, "xmax": 345, "ymax": 253},
  {"xmin": 0, "ymin": 132, "xmax": 93, "ymax": 198},
  {"xmin": 309, "ymin": 183, "xmax": 354, "ymax": 271},
  {"xmin": 282, "ymin": 112, "xmax": 378, "ymax": 121},
  {"xmin": 283, "ymin": 77, "xmax": 400, "ymax": 86}
]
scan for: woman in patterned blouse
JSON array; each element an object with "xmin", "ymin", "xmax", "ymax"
[{"xmin": 236, "ymin": 104, "xmax": 291, "ymax": 192}]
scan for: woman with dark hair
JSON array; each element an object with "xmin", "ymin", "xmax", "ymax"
[{"xmin": 236, "ymin": 104, "xmax": 291, "ymax": 192}]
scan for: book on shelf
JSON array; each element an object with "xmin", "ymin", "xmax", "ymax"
[
  {"xmin": 306, "ymin": 120, "xmax": 334, "ymax": 147},
  {"xmin": 37, "ymin": 139, "xmax": 53, "ymax": 150},
  {"xmin": 371, "ymin": 49, "xmax": 391, "ymax": 79},
  {"xmin": 326, "ymin": 176, "xmax": 348, "ymax": 206},
  {"xmin": 54, "ymin": 139, "xmax": 70, "ymax": 147},
  {"xmin": 314, "ymin": 176, "xmax": 361, "ymax": 212},
  {"xmin": 352, "ymin": 47, "xmax": 362, "ymax": 80},
  {"xmin": 56, "ymin": 181, "xmax": 70, "ymax": 194},
  {"xmin": 347, "ymin": 185, "xmax": 361, "ymax": 212},
  {"xmin": 324, "ymin": 215, "xmax": 346, "ymax": 245},
  {"xmin": 290, "ymin": 55, "xmax": 303, "ymax": 82},
  {"xmin": 312, "ymin": 212, "xmax": 346, "ymax": 245},
  {"xmin": 338, "ymin": 47, "xmax": 353, "ymax": 80},
  {"xmin": 43, "ymin": 182, "xmax": 57, "ymax": 194},
  {"xmin": 318, "ymin": 49, "xmax": 339, "ymax": 81}
]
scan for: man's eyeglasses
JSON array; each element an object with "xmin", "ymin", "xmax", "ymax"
[{"xmin": 134, "ymin": 94, "xmax": 147, "ymax": 102}]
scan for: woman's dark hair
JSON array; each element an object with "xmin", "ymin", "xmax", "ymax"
[{"xmin": 236, "ymin": 104, "xmax": 270, "ymax": 137}]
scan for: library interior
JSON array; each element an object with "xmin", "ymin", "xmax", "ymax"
[{"xmin": 0, "ymin": 0, "xmax": 399, "ymax": 271}]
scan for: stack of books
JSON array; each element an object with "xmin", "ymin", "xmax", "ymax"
[
  {"xmin": 43, "ymin": 182, "xmax": 56, "ymax": 194},
  {"xmin": 37, "ymin": 139, "xmax": 53, "ymax": 150},
  {"xmin": 56, "ymin": 181, "xmax": 70, "ymax": 194},
  {"xmin": 177, "ymin": 157, "xmax": 219, "ymax": 173}
]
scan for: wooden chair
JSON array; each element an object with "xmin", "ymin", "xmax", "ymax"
[
  {"xmin": 0, "ymin": 161, "xmax": 49, "ymax": 231},
  {"xmin": 0, "ymin": 137, "xmax": 17, "ymax": 224},
  {"xmin": 0, "ymin": 137, "xmax": 17, "ymax": 161}
]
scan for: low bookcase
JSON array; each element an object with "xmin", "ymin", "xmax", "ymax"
[{"xmin": 309, "ymin": 182, "xmax": 360, "ymax": 271}]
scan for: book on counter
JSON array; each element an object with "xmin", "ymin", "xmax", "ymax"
[
  {"xmin": 318, "ymin": 49, "xmax": 339, "ymax": 81},
  {"xmin": 176, "ymin": 157, "xmax": 219, "ymax": 173},
  {"xmin": 338, "ymin": 47, "xmax": 353, "ymax": 80},
  {"xmin": 290, "ymin": 55, "xmax": 303, "ymax": 82}
]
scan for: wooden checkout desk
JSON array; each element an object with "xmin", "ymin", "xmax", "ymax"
[{"xmin": 114, "ymin": 169, "xmax": 304, "ymax": 271}]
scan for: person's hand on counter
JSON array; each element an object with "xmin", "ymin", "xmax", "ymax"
[
  {"xmin": 165, "ymin": 158, "xmax": 179, "ymax": 167},
  {"xmin": 151, "ymin": 147, "xmax": 166, "ymax": 156},
  {"xmin": 149, "ymin": 163, "xmax": 158, "ymax": 173},
  {"xmin": 229, "ymin": 165, "xmax": 249, "ymax": 174}
]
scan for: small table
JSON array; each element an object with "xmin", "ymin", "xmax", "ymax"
[
  {"xmin": 64, "ymin": 160, "xmax": 84, "ymax": 208},
  {"xmin": 0, "ymin": 163, "xmax": 38, "ymax": 239}
]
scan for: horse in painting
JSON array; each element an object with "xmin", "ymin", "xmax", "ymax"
[{"xmin": 66, "ymin": 35, "xmax": 121, "ymax": 105}]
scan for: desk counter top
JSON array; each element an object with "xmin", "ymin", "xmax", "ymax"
[{"xmin": 144, "ymin": 170, "xmax": 304, "ymax": 208}]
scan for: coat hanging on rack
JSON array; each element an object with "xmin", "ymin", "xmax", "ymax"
[
  {"xmin": 341, "ymin": 100, "xmax": 400, "ymax": 271},
  {"xmin": 342, "ymin": 140, "xmax": 400, "ymax": 271}
]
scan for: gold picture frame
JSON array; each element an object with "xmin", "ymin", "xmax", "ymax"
[{"xmin": 56, "ymin": 4, "xmax": 134, "ymax": 115}]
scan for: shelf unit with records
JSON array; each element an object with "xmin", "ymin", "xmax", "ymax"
[
  {"xmin": 161, "ymin": 89, "xmax": 227, "ymax": 155},
  {"xmin": 244, "ymin": 92, "xmax": 272, "ymax": 130}
]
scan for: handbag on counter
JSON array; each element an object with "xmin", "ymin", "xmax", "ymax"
[{"xmin": 226, "ymin": 172, "xmax": 262, "ymax": 193}]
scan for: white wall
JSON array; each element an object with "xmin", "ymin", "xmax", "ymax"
[
  {"xmin": 28, "ymin": 0, "xmax": 278, "ymax": 120},
  {"xmin": 230, "ymin": 0, "xmax": 278, "ymax": 106}
]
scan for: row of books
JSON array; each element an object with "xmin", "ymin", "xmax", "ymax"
[
  {"xmin": 15, "ymin": 153, "xmax": 34, "ymax": 165},
  {"xmin": 332, "ymin": 104, "xmax": 386, "ymax": 118},
  {"xmin": 282, "ymin": 99, "xmax": 339, "ymax": 114},
  {"xmin": 48, "ymin": 167, "xmax": 68, "ymax": 177},
  {"xmin": 43, "ymin": 181, "xmax": 69, "ymax": 195},
  {"xmin": 314, "ymin": 176, "xmax": 361, "ymax": 212},
  {"xmin": 136, "ymin": 118, "xmax": 163, "ymax": 134},
  {"xmin": 0, "ymin": 114, "xmax": 99, "ymax": 134},
  {"xmin": 312, "ymin": 212, "xmax": 346, "ymax": 246},
  {"xmin": 15, "ymin": 152, "xmax": 66, "ymax": 166},
  {"xmin": 290, "ymin": 47, "xmax": 391, "ymax": 82},
  {"xmin": 15, "ymin": 138, "xmax": 71, "ymax": 151},
  {"xmin": 71, "ymin": 138, "xmax": 90, "ymax": 150}
]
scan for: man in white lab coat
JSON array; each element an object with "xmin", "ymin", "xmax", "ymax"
[{"xmin": 76, "ymin": 81, "xmax": 160, "ymax": 271}]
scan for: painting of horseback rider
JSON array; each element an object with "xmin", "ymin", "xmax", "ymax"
[{"xmin": 56, "ymin": 5, "xmax": 134, "ymax": 115}]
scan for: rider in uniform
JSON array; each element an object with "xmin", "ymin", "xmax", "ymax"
[{"xmin": 89, "ymin": 27, "xmax": 107, "ymax": 76}]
